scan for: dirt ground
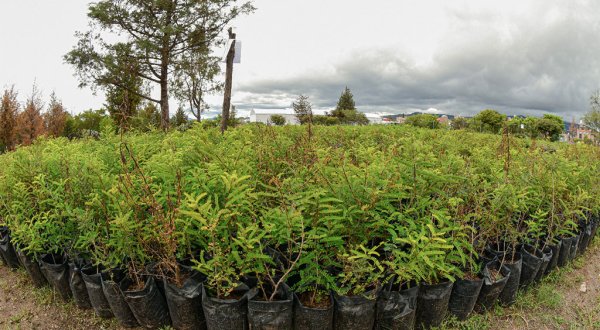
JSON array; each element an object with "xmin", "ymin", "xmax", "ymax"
[
  {"xmin": 0, "ymin": 241, "xmax": 599, "ymax": 330},
  {"xmin": 487, "ymin": 239, "xmax": 600, "ymax": 330},
  {"xmin": 0, "ymin": 267, "xmax": 124, "ymax": 330}
]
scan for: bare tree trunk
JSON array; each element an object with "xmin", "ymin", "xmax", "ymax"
[
  {"xmin": 160, "ymin": 6, "xmax": 174, "ymax": 132},
  {"xmin": 160, "ymin": 74, "xmax": 170, "ymax": 130},
  {"xmin": 160, "ymin": 45, "xmax": 170, "ymax": 131},
  {"xmin": 221, "ymin": 28, "xmax": 236, "ymax": 134}
]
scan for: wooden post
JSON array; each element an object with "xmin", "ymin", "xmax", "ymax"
[{"xmin": 221, "ymin": 28, "xmax": 236, "ymax": 134}]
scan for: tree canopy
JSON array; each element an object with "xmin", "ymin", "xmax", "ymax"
[
  {"xmin": 269, "ymin": 114, "xmax": 286, "ymax": 126},
  {"xmin": 292, "ymin": 94, "xmax": 312, "ymax": 125},
  {"xmin": 584, "ymin": 91, "xmax": 600, "ymax": 137},
  {"xmin": 171, "ymin": 107, "xmax": 189, "ymax": 127},
  {"xmin": 535, "ymin": 114, "xmax": 564, "ymax": 141},
  {"xmin": 45, "ymin": 93, "xmax": 68, "ymax": 138},
  {"xmin": 405, "ymin": 114, "xmax": 440, "ymax": 129},
  {"xmin": 65, "ymin": 0, "xmax": 255, "ymax": 130},
  {"xmin": 470, "ymin": 109, "xmax": 506, "ymax": 134},
  {"xmin": 335, "ymin": 86, "xmax": 356, "ymax": 111},
  {"xmin": 16, "ymin": 87, "xmax": 45, "ymax": 146},
  {"xmin": 0, "ymin": 88, "xmax": 19, "ymax": 152},
  {"xmin": 451, "ymin": 116, "xmax": 468, "ymax": 130},
  {"xmin": 102, "ymin": 43, "xmax": 144, "ymax": 130},
  {"xmin": 330, "ymin": 87, "xmax": 367, "ymax": 125}
]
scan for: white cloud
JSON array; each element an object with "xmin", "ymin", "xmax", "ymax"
[
  {"xmin": 232, "ymin": 0, "xmax": 600, "ymax": 118},
  {"xmin": 424, "ymin": 108, "xmax": 442, "ymax": 114},
  {"xmin": 0, "ymin": 0, "xmax": 598, "ymax": 120}
]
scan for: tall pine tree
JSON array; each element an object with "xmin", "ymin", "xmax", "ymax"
[
  {"xmin": 292, "ymin": 94, "xmax": 312, "ymax": 124},
  {"xmin": 16, "ymin": 85, "xmax": 45, "ymax": 146},
  {"xmin": 103, "ymin": 43, "xmax": 144, "ymax": 131},
  {"xmin": 0, "ymin": 87, "xmax": 19, "ymax": 152},
  {"xmin": 45, "ymin": 92, "xmax": 68, "ymax": 138},
  {"xmin": 330, "ymin": 87, "xmax": 368, "ymax": 125},
  {"xmin": 335, "ymin": 86, "xmax": 356, "ymax": 111},
  {"xmin": 171, "ymin": 107, "xmax": 189, "ymax": 127}
]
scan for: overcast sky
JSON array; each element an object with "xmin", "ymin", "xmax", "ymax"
[{"xmin": 1, "ymin": 0, "xmax": 599, "ymax": 119}]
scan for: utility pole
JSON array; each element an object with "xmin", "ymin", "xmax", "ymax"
[{"xmin": 221, "ymin": 28, "xmax": 236, "ymax": 134}]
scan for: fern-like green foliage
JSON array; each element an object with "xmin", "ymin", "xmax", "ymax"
[
  {"xmin": 0, "ymin": 124, "xmax": 597, "ymax": 296},
  {"xmin": 179, "ymin": 171, "xmax": 258, "ymax": 298}
]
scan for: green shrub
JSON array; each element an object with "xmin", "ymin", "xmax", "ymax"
[{"xmin": 0, "ymin": 124, "xmax": 597, "ymax": 296}]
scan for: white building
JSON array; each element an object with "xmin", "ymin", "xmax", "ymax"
[
  {"xmin": 364, "ymin": 112, "xmax": 396, "ymax": 124},
  {"xmin": 248, "ymin": 108, "xmax": 391, "ymax": 125},
  {"xmin": 249, "ymin": 109, "xmax": 298, "ymax": 125},
  {"xmin": 249, "ymin": 108, "xmax": 331, "ymax": 125},
  {"xmin": 365, "ymin": 113, "xmax": 384, "ymax": 124}
]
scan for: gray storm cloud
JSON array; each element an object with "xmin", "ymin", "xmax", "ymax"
[{"xmin": 237, "ymin": 1, "xmax": 600, "ymax": 118}]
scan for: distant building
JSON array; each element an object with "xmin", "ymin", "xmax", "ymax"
[
  {"xmin": 247, "ymin": 108, "xmax": 392, "ymax": 125},
  {"xmin": 365, "ymin": 112, "xmax": 396, "ymax": 124},
  {"xmin": 573, "ymin": 126, "xmax": 596, "ymax": 142},
  {"xmin": 436, "ymin": 115, "xmax": 450, "ymax": 126},
  {"xmin": 250, "ymin": 109, "xmax": 298, "ymax": 125},
  {"xmin": 249, "ymin": 108, "xmax": 330, "ymax": 125},
  {"xmin": 365, "ymin": 113, "xmax": 384, "ymax": 124},
  {"xmin": 562, "ymin": 121, "xmax": 597, "ymax": 143}
]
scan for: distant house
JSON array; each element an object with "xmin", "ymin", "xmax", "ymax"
[
  {"xmin": 573, "ymin": 126, "xmax": 596, "ymax": 142},
  {"xmin": 436, "ymin": 115, "xmax": 450, "ymax": 126},
  {"xmin": 562, "ymin": 121, "xmax": 597, "ymax": 143}
]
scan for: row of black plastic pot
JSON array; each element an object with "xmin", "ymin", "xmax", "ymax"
[
  {"xmin": 0, "ymin": 218, "xmax": 597, "ymax": 330},
  {"xmin": 446, "ymin": 218, "xmax": 598, "ymax": 326}
]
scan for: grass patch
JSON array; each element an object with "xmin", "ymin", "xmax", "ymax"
[
  {"xmin": 536, "ymin": 285, "xmax": 562, "ymax": 309},
  {"xmin": 443, "ymin": 238, "xmax": 600, "ymax": 329},
  {"xmin": 571, "ymin": 257, "xmax": 586, "ymax": 270},
  {"xmin": 8, "ymin": 310, "xmax": 33, "ymax": 325},
  {"xmin": 444, "ymin": 262, "xmax": 567, "ymax": 329},
  {"xmin": 436, "ymin": 314, "xmax": 492, "ymax": 330},
  {"xmin": 31, "ymin": 286, "xmax": 54, "ymax": 306}
]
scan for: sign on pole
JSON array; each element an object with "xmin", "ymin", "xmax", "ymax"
[
  {"xmin": 233, "ymin": 41, "xmax": 242, "ymax": 64},
  {"xmin": 222, "ymin": 40, "xmax": 241, "ymax": 63}
]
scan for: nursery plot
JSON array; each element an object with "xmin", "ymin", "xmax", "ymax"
[{"xmin": 0, "ymin": 124, "xmax": 598, "ymax": 329}]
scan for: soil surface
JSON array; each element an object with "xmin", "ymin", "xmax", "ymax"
[
  {"xmin": 486, "ymin": 239, "xmax": 600, "ymax": 330},
  {"xmin": 298, "ymin": 291, "xmax": 332, "ymax": 309},
  {"xmin": 0, "ymin": 267, "xmax": 124, "ymax": 330}
]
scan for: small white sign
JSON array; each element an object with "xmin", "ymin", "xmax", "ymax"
[
  {"xmin": 222, "ymin": 40, "xmax": 234, "ymax": 62},
  {"xmin": 233, "ymin": 41, "xmax": 242, "ymax": 64},
  {"xmin": 222, "ymin": 40, "xmax": 242, "ymax": 64}
]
